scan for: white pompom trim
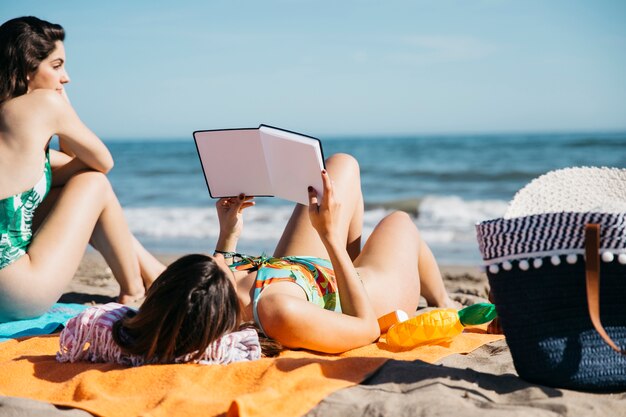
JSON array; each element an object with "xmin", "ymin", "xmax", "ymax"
[
  {"xmin": 484, "ymin": 250, "xmax": 626, "ymax": 272},
  {"xmin": 601, "ymin": 251, "xmax": 615, "ymax": 263}
]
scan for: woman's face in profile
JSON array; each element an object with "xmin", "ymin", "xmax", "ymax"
[{"xmin": 27, "ymin": 41, "xmax": 70, "ymax": 94}]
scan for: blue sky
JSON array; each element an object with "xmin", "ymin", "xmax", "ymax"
[{"xmin": 3, "ymin": 0, "xmax": 626, "ymax": 139}]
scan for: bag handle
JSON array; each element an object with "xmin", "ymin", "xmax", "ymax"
[{"xmin": 585, "ymin": 223, "xmax": 626, "ymax": 354}]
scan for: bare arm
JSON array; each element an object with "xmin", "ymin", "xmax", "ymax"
[
  {"xmin": 57, "ymin": 89, "xmax": 76, "ymax": 157},
  {"xmin": 37, "ymin": 90, "xmax": 113, "ymax": 173},
  {"xmin": 58, "ymin": 136, "xmax": 76, "ymax": 158},
  {"xmin": 258, "ymin": 170, "xmax": 380, "ymax": 353},
  {"xmin": 214, "ymin": 194, "xmax": 255, "ymax": 263},
  {"xmin": 48, "ymin": 149, "xmax": 89, "ymax": 186},
  {"xmin": 307, "ymin": 171, "xmax": 377, "ymax": 324}
]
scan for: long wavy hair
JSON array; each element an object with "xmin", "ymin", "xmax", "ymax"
[
  {"xmin": 0, "ymin": 16, "xmax": 65, "ymax": 105},
  {"xmin": 112, "ymin": 254, "xmax": 281, "ymax": 362}
]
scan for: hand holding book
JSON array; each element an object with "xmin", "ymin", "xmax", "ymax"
[{"xmin": 307, "ymin": 169, "xmax": 341, "ymax": 244}]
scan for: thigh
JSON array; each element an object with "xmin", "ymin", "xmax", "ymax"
[
  {"xmin": 273, "ymin": 153, "xmax": 362, "ymax": 258},
  {"xmin": 0, "ymin": 171, "xmax": 110, "ymax": 318},
  {"xmin": 354, "ymin": 212, "xmax": 421, "ymax": 316},
  {"xmin": 31, "ymin": 185, "xmax": 62, "ymax": 232}
]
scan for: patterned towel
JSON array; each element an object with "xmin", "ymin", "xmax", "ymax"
[
  {"xmin": 56, "ymin": 303, "xmax": 261, "ymax": 365},
  {"xmin": 0, "ymin": 303, "xmax": 87, "ymax": 342}
]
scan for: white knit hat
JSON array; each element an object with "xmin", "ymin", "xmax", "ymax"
[{"xmin": 504, "ymin": 167, "xmax": 626, "ymax": 219}]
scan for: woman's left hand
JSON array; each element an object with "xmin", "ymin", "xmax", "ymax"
[
  {"xmin": 308, "ymin": 170, "xmax": 341, "ymax": 242},
  {"xmin": 216, "ymin": 194, "xmax": 255, "ymax": 241}
]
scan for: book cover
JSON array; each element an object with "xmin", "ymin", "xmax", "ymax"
[{"xmin": 193, "ymin": 124, "xmax": 325, "ymax": 205}]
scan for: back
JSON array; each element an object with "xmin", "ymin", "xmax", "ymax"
[{"xmin": 0, "ymin": 91, "xmax": 55, "ymax": 200}]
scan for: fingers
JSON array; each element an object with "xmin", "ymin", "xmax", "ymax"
[
  {"xmin": 320, "ymin": 169, "xmax": 333, "ymax": 205},
  {"xmin": 217, "ymin": 197, "xmax": 230, "ymax": 208},
  {"xmin": 238, "ymin": 200, "xmax": 255, "ymax": 213},
  {"xmin": 308, "ymin": 186, "xmax": 319, "ymax": 210},
  {"xmin": 217, "ymin": 195, "xmax": 255, "ymax": 211}
]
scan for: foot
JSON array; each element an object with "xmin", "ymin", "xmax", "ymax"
[
  {"xmin": 140, "ymin": 261, "xmax": 166, "ymax": 291},
  {"xmin": 439, "ymin": 297, "xmax": 463, "ymax": 310},
  {"xmin": 118, "ymin": 291, "xmax": 146, "ymax": 307}
]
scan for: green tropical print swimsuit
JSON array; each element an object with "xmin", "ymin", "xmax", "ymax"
[{"xmin": 0, "ymin": 151, "xmax": 52, "ymax": 269}]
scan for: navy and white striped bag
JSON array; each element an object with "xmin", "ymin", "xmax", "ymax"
[{"xmin": 476, "ymin": 167, "xmax": 626, "ymax": 392}]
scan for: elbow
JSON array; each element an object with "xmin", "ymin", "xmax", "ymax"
[
  {"xmin": 95, "ymin": 154, "xmax": 114, "ymax": 174},
  {"xmin": 102, "ymin": 157, "xmax": 114, "ymax": 174},
  {"xmin": 368, "ymin": 321, "xmax": 381, "ymax": 343}
]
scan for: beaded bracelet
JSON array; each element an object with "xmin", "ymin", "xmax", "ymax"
[{"xmin": 213, "ymin": 250, "xmax": 237, "ymax": 259}]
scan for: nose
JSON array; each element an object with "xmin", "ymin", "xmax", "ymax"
[{"xmin": 61, "ymin": 69, "xmax": 70, "ymax": 84}]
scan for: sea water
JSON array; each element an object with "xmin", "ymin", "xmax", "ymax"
[{"xmin": 102, "ymin": 132, "xmax": 626, "ymax": 265}]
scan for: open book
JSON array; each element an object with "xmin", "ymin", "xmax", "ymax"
[{"xmin": 193, "ymin": 125, "xmax": 325, "ymax": 205}]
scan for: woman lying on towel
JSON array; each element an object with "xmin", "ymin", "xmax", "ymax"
[
  {"xmin": 0, "ymin": 16, "xmax": 165, "ymax": 322},
  {"xmin": 100, "ymin": 153, "xmax": 458, "ymax": 361}
]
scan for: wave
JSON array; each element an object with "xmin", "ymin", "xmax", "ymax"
[
  {"xmin": 374, "ymin": 168, "xmax": 543, "ymax": 183},
  {"xmin": 124, "ymin": 196, "xmax": 507, "ymax": 242}
]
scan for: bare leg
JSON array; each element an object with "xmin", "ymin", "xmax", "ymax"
[
  {"xmin": 87, "ymin": 194, "xmax": 144, "ymax": 302},
  {"xmin": 88, "ymin": 206, "xmax": 165, "ymax": 295},
  {"xmin": 131, "ymin": 235, "xmax": 166, "ymax": 289},
  {"xmin": 415, "ymin": 234, "xmax": 455, "ymax": 308},
  {"xmin": 0, "ymin": 171, "xmax": 148, "ymax": 320},
  {"xmin": 34, "ymin": 178, "xmax": 165, "ymax": 300},
  {"xmin": 353, "ymin": 211, "xmax": 454, "ymax": 317},
  {"xmin": 273, "ymin": 153, "xmax": 364, "ymax": 259}
]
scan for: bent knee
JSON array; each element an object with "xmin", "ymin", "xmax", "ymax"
[
  {"xmin": 66, "ymin": 171, "xmax": 114, "ymax": 199},
  {"xmin": 385, "ymin": 210, "xmax": 413, "ymax": 225},
  {"xmin": 326, "ymin": 153, "xmax": 360, "ymax": 176}
]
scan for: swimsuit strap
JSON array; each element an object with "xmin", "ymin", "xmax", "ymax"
[{"xmin": 231, "ymin": 254, "xmax": 290, "ymax": 272}]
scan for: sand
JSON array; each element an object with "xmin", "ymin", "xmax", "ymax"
[{"xmin": 1, "ymin": 252, "xmax": 624, "ymax": 416}]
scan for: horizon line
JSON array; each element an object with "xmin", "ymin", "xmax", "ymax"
[{"xmin": 100, "ymin": 128, "xmax": 626, "ymax": 142}]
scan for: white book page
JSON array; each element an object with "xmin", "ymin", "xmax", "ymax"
[
  {"xmin": 194, "ymin": 129, "xmax": 273, "ymax": 198},
  {"xmin": 259, "ymin": 126, "xmax": 324, "ymax": 205}
]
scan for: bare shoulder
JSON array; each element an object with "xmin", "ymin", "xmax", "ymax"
[
  {"xmin": 2, "ymin": 91, "xmax": 66, "ymax": 138},
  {"xmin": 14, "ymin": 89, "xmax": 66, "ymax": 114},
  {"xmin": 256, "ymin": 284, "xmax": 310, "ymax": 332},
  {"xmin": 6, "ymin": 90, "xmax": 66, "ymax": 118}
]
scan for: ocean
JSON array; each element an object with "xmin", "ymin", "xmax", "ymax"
[{"xmin": 102, "ymin": 132, "xmax": 626, "ymax": 265}]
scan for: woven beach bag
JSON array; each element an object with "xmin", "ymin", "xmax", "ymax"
[{"xmin": 476, "ymin": 167, "xmax": 626, "ymax": 392}]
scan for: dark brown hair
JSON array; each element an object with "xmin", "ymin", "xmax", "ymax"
[
  {"xmin": 0, "ymin": 16, "xmax": 65, "ymax": 105},
  {"xmin": 113, "ymin": 254, "xmax": 281, "ymax": 362}
]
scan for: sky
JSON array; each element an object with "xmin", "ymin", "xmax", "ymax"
[{"xmin": 2, "ymin": 0, "xmax": 626, "ymax": 139}]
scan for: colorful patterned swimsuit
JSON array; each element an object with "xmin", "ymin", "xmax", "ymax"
[
  {"xmin": 0, "ymin": 152, "xmax": 52, "ymax": 269},
  {"xmin": 230, "ymin": 255, "xmax": 342, "ymax": 334}
]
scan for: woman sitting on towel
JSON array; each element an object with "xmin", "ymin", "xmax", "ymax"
[
  {"xmin": 0, "ymin": 16, "xmax": 165, "ymax": 322},
  {"xmin": 112, "ymin": 154, "xmax": 457, "ymax": 357}
]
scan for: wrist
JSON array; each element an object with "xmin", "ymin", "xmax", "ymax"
[
  {"xmin": 213, "ymin": 249, "xmax": 237, "ymax": 265},
  {"xmin": 216, "ymin": 235, "xmax": 238, "ymax": 252},
  {"xmin": 320, "ymin": 234, "xmax": 343, "ymax": 251}
]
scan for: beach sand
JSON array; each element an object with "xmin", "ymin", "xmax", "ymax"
[{"xmin": 2, "ymin": 252, "xmax": 623, "ymax": 416}]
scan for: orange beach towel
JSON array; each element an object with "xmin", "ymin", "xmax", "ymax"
[{"xmin": 0, "ymin": 329, "xmax": 503, "ymax": 417}]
